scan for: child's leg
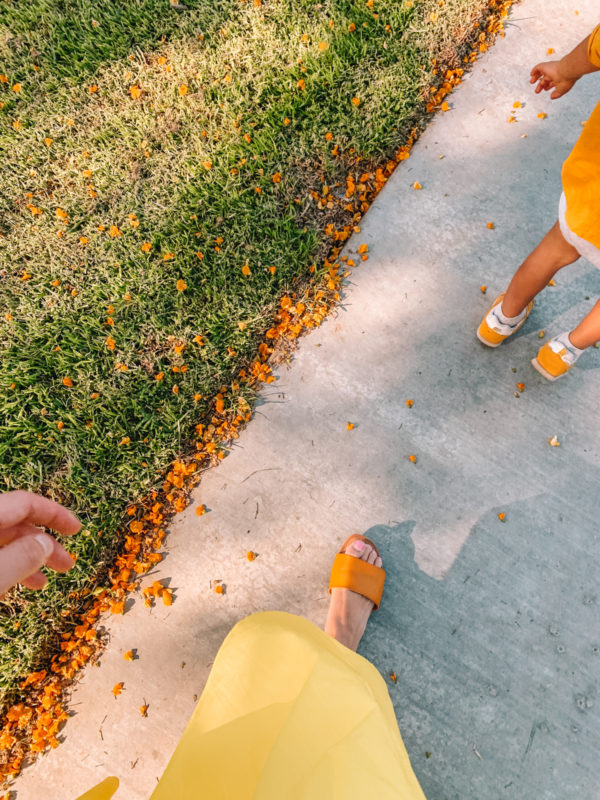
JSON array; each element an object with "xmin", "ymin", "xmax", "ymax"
[
  {"xmin": 568, "ymin": 299, "xmax": 600, "ymax": 349},
  {"xmin": 502, "ymin": 221, "xmax": 580, "ymax": 317}
]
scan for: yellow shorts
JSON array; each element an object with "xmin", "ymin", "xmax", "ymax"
[{"xmin": 559, "ymin": 191, "xmax": 600, "ymax": 269}]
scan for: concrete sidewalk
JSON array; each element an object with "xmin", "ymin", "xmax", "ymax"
[{"xmin": 17, "ymin": 2, "xmax": 600, "ymax": 798}]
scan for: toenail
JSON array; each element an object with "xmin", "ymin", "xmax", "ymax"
[{"xmin": 353, "ymin": 540, "xmax": 365, "ymax": 551}]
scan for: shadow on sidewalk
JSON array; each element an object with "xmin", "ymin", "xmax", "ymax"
[{"xmin": 363, "ymin": 493, "xmax": 600, "ymax": 799}]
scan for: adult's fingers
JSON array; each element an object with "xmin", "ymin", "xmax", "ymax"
[
  {"xmin": 0, "ymin": 491, "xmax": 81, "ymax": 536},
  {"xmin": 0, "ymin": 533, "xmax": 56, "ymax": 597},
  {"xmin": 20, "ymin": 571, "xmax": 48, "ymax": 591},
  {"xmin": 0, "ymin": 523, "xmax": 75, "ymax": 572}
]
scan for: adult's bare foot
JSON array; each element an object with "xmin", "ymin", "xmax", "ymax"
[{"xmin": 324, "ymin": 538, "xmax": 383, "ymax": 652}]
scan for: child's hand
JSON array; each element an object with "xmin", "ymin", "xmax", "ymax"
[{"xmin": 530, "ymin": 60, "xmax": 577, "ymax": 99}]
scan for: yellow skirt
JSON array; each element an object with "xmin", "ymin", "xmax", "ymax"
[{"xmin": 78, "ymin": 612, "xmax": 426, "ymax": 800}]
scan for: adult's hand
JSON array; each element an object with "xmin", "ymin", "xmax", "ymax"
[{"xmin": 0, "ymin": 490, "xmax": 81, "ymax": 597}]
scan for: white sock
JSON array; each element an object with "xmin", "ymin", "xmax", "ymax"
[
  {"xmin": 551, "ymin": 331, "xmax": 585, "ymax": 364},
  {"xmin": 486, "ymin": 300, "xmax": 526, "ymax": 334},
  {"xmin": 495, "ymin": 302, "xmax": 526, "ymax": 326}
]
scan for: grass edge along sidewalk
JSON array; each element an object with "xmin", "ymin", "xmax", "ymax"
[
  {"xmin": 1, "ymin": 0, "xmax": 486, "ymax": 688},
  {"xmin": 0, "ymin": 0, "xmax": 514, "ymax": 789}
]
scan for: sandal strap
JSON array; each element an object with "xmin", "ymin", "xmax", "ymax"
[{"xmin": 328, "ymin": 553, "xmax": 385, "ymax": 610}]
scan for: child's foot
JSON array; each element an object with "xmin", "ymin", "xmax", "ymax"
[
  {"xmin": 324, "ymin": 538, "xmax": 383, "ymax": 652},
  {"xmin": 531, "ymin": 331, "xmax": 584, "ymax": 380},
  {"xmin": 477, "ymin": 293, "xmax": 534, "ymax": 348}
]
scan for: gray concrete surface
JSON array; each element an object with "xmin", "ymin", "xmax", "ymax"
[{"xmin": 15, "ymin": 2, "xmax": 600, "ymax": 798}]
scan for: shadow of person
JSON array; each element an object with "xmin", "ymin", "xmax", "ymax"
[{"xmin": 359, "ymin": 507, "xmax": 600, "ymax": 800}]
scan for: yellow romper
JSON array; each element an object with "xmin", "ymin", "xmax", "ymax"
[
  {"xmin": 78, "ymin": 612, "xmax": 427, "ymax": 800},
  {"xmin": 559, "ymin": 23, "xmax": 600, "ymax": 267}
]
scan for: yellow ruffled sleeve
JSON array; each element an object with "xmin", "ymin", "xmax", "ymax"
[{"xmin": 587, "ymin": 23, "xmax": 600, "ymax": 67}]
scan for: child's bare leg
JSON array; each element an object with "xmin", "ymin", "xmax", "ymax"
[
  {"xmin": 502, "ymin": 222, "xmax": 580, "ymax": 317},
  {"xmin": 568, "ymin": 299, "xmax": 600, "ymax": 349}
]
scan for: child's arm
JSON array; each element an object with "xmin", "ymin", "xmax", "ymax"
[{"xmin": 530, "ymin": 29, "xmax": 600, "ymax": 100}]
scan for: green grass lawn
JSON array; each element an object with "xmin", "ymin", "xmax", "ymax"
[{"xmin": 0, "ymin": 0, "xmax": 510, "ymax": 706}]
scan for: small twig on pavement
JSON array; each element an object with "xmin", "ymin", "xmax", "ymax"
[{"xmin": 240, "ymin": 467, "xmax": 280, "ymax": 484}]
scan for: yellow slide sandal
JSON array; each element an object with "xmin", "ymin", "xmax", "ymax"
[{"xmin": 328, "ymin": 535, "xmax": 386, "ymax": 610}]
